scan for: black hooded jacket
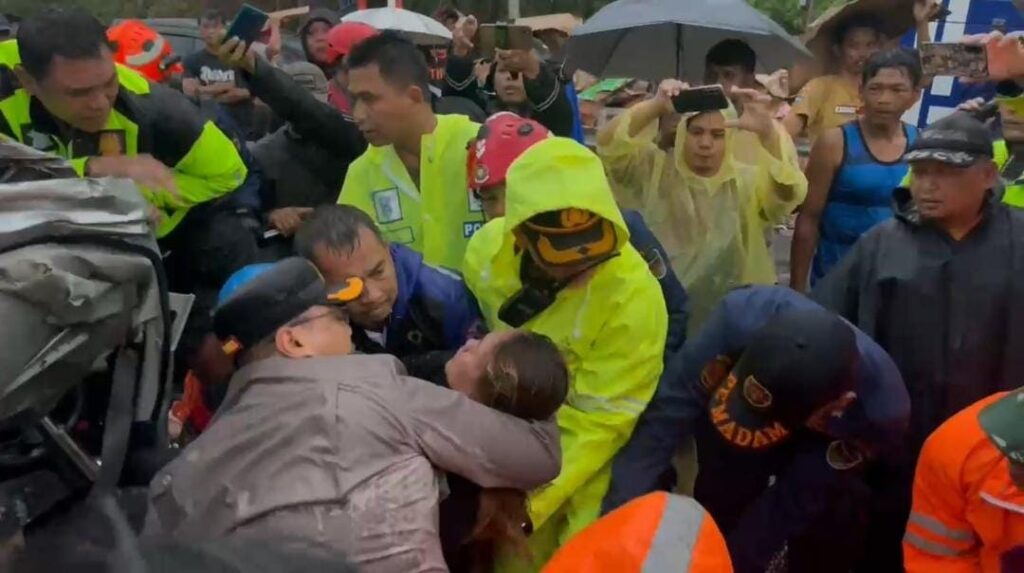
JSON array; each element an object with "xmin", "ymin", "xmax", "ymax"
[
  {"xmin": 299, "ymin": 8, "xmax": 339, "ymax": 70},
  {"xmin": 813, "ymin": 187, "xmax": 1024, "ymax": 452}
]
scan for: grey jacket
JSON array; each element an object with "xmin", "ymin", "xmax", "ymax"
[{"xmin": 144, "ymin": 355, "xmax": 561, "ymax": 572}]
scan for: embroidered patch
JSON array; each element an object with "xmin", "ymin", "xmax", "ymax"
[
  {"xmin": 699, "ymin": 355, "xmax": 734, "ymax": 392},
  {"xmin": 826, "ymin": 440, "xmax": 864, "ymax": 470},
  {"xmin": 834, "ymin": 105, "xmax": 858, "ymax": 115},
  {"xmin": 644, "ymin": 248, "xmax": 668, "ymax": 280},
  {"xmin": 468, "ymin": 186, "xmax": 484, "ymax": 213},
  {"xmin": 742, "ymin": 375, "xmax": 773, "ymax": 410},
  {"xmin": 372, "ymin": 188, "xmax": 402, "ymax": 224},
  {"xmin": 473, "ymin": 164, "xmax": 490, "ymax": 186}
]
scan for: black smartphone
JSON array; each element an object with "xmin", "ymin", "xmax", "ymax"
[
  {"xmin": 478, "ymin": 24, "xmax": 534, "ymax": 59},
  {"xmin": 672, "ymin": 84, "xmax": 730, "ymax": 114},
  {"xmin": 920, "ymin": 42, "xmax": 989, "ymax": 79},
  {"xmin": 225, "ymin": 4, "xmax": 270, "ymax": 45}
]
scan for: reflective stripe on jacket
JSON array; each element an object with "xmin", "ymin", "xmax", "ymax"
[
  {"xmin": 905, "ymin": 391, "xmax": 1024, "ymax": 572},
  {"xmin": 543, "ymin": 492, "xmax": 733, "ymax": 573},
  {"xmin": 340, "ymin": 114, "xmax": 482, "ymax": 270}
]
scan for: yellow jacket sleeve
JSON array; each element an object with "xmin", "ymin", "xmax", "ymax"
[
  {"xmin": 596, "ymin": 107, "xmax": 663, "ymax": 211},
  {"xmin": 528, "ymin": 292, "xmax": 665, "ymax": 530},
  {"xmin": 166, "ymin": 121, "xmax": 247, "ymax": 207},
  {"xmin": 753, "ymin": 127, "xmax": 808, "ymax": 225}
]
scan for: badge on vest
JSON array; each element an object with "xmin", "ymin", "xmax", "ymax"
[
  {"xmin": 372, "ymin": 188, "xmax": 403, "ymax": 224},
  {"xmin": 834, "ymin": 105, "xmax": 858, "ymax": 115},
  {"xmin": 23, "ymin": 127, "xmax": 55, "ymax": 152},
  {"xmin": 468, "ymin": 187, "xmax": 483, "ymax": 213},
  {"xmin": 98, "ymin": 130, "xmax": 126, "ymax": 157}
]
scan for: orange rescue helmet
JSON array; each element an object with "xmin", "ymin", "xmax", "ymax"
[{"xmin": 107, "ymin": 20, "xmax": 184, "ymax": 83}]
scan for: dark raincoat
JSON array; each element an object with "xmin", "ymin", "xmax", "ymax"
[
  {"xmin": 813, "ymin": 188, "xmax": 1024, "ymax": 571},
  {"xmin": 813, "ymin": 188, "xmax": 1024, "ymax": 450}
]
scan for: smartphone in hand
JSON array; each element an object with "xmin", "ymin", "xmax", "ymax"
[
  {"xmin": 478, "ymin": 24, "xmax": 534, "ymax": 59},
  {"xmin": 672, "ymin": 84, "xmax": 730, "ymax": 114},
  {"xmin": 920, "ymin": 42, "xmax": 989, "ymax": 79},
  {"xmin": 226, "ymin": 4, "xmax": 270, "ymax": 45}
]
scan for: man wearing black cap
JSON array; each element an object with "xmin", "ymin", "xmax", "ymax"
[
  {"xmin": 144, "ymin": 257, "xmax": 560, "ymax": 572},
  {"xmin": 604, "ymin": 285, "xmax": 910, "ymax": 573},
  {"xmin": 814, "ymin": 112, "xmax": 1024, "ymax": 571}
]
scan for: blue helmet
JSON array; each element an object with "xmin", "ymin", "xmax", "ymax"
[{"xmin": 218, "ymin": 263, "xmax": 274, "ymax": 306}]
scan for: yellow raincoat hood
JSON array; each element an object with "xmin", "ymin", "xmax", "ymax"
[
  {"xmin": 463, "ymin": 137, "xmax": 667, "ymax": 570},
  {"xmin": 502, "ymin": 137, "xmax": 631, "ymax": 255},
  {"xmin": 598, "ymin": 102, "xmax": 807, "ymax": 336}
]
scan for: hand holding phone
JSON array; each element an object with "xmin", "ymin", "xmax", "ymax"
[
  {"xmin": 226, "ymin": 4, "xmax": 270, "ymax": 45},
  {"xmin": 920, "ymin": 42, "xmax": 989, "ymax": 79},
  {"xmin": 671, "ymin": 85, "xmax": 730, "ymax": 114},
  {"xmin": 478, "ymin": 24, "xmax": 533, "ymax": 59}
]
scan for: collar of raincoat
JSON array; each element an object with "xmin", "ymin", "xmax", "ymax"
[
  {"xmin": 671, "ymin": 102, "xmax": 740, "ymax": 190},
  {"xmin": 502, "ymin": 137, "xmax": 630, "ymax": 252}
]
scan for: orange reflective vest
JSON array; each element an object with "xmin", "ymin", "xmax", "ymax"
[
  {"xmin": 542, "ymin": 492, "xmax": 733, "ymax": 573},
  {"xmin": 905, "ymin": 392, "xmax": 1024, "ymax": 572}
]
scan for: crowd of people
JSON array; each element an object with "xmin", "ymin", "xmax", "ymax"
[{"xmin": 3, "ymin": 2, "xmax": 1024, "ymax": 572}]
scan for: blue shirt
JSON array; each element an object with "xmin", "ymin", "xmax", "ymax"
[{"xmin": 814, "ymin": 122, "xmax": 917, "ymax": 283}]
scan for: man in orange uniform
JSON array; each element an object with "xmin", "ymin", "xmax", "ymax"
[
  {"xmin": 543, "ymin": 492, "xmax": 733, "ymax": 573},
  {"xmin": 905, "ymin": 388, "xmax": 1024, "ymax": 572}
]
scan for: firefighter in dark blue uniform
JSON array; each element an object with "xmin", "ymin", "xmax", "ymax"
[{"xmin": 603, "ymin": 285, "xmax": 910, "ymax": 573}]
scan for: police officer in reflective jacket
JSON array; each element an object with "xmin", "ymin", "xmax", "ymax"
[{"xmin": 604, "ymin": 285, "xmax": 910, "ymax": 573}]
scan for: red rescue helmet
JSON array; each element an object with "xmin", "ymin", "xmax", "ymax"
[
  {"xmin": 107, "ymin": 20, "xmax": 183, "ymax": 83},
  {"xmin": 325, "ymin": 22, "xmax": 379, "ymax": 67},
  {"xmin": 467, "ymin": 112, "xmax": 551, "ymax": 192}
]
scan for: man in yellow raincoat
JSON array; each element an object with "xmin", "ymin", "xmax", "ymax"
[
  {"xmin": 597, "ymin": 80, "xmax": 807, "ymax": 335},
  {"xmin": 462, "ymin": 137, "xmax": 668, "ymax": 570}
]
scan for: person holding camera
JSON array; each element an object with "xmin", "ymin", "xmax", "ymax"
[
  {"xmin": 597, "ymin": 79, "xmax": 807, "ymax": 335},
  {"xmin": 445, "ymin": 16, "xmax": 575, "ymax": 137}
]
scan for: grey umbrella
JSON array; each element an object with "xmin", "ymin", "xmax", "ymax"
[{"xmin": 566, "ymin": 0, "xmax": 812, "ymax": 82}]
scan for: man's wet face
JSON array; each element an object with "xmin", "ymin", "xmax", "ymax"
[
  {"xmin": 861, "ymin": 67, "xmax": 918, "ymax": 121},
  {"xmin": 21, "ymin": 47, "xmax": 118, "ymax": 133},
  {"xmin": 311, "ymin": 226, "xmax": 398, "ymax": 330},
  {"xmin": 683, "ymin": 112, "xmax": 727, "ymax": 177},
  {"xmin": 348, "ymin": 63, "xmax": 419, "ymax": 147},
  {"xmin": 286, "ymin": 305, "xmax": 354, "ymax": 357},
  {"xmin": 910, "ymin": 160, "xmax": 993, "ymax": 222}
]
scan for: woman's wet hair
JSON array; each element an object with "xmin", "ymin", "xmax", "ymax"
[{"xmin": 481, "ymin": 332, "xmax": 569, "ymax": 420}]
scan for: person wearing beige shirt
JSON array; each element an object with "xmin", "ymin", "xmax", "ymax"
[{"xmin": 785, "ymin": 2, "xmax": 939, "ymax": 144}]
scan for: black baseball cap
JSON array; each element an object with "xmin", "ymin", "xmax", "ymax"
[
  {"xmin": 903, "ymin": 112, "xmax": 995, "ymax": 168},
  {"xmin": 707, "ymin": 308, "xmax": 859, "ymax": 450},
  {"xmin": 213, "ymin": 257, "xmax": 362, "ymax": 355}
]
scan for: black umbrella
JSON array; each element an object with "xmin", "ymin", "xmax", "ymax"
[{"xmin": 567, "ymin": 0, "xmax": 812, "ymax": 82}]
